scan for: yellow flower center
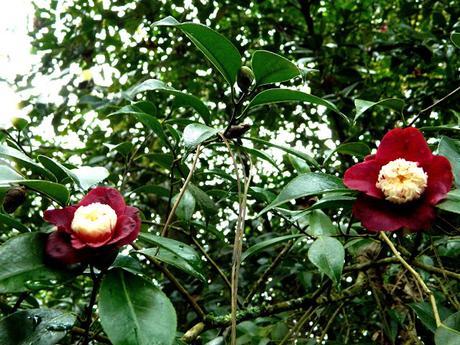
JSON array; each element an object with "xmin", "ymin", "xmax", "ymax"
[
  {"xmin": 71, "ymin": 202, "xmax": 117, "ymax": 238},
  {"xmin": 376, "ymin": 158, "xmax": 428, "ymax": 204}
]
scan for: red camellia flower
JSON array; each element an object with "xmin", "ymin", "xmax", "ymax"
[
  {"xmin": 44, "ymin": 187, "xmax": 141, "ymax": 265},
  {"xmin": 344, "ymin": 127, "xmax": 453, "ymax": 232}
]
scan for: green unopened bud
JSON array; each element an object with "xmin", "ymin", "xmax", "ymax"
[
  {"xmin": 237, "ymin": 66, "xmax": 254, "ymax": 92},
  {"xmin": 11, "ymin": 117, "xmax": 29, "ymax": 131}
]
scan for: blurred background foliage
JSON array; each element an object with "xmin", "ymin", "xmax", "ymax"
[{"xmin": 0, "ymin": 0, "xmax": 459, "ymax": 344}]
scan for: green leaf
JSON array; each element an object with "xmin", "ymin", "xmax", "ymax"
[
  {"xmin": 251, "ymin": 50, "xmax": 300, "ymax": 86},
  {"xmin": 242, "ymin": 234, "xmax": 303, "ymax": 262},
  {"xmin": 308, "ymin": 236, "xmax": 344, "ymax": 285},
  {"xmin": 0, "ymin": 165, "xmax": 24, "ymax": 181},
  {"xmin": 0, "ymin": 144, "xmax": 55, "ymax": 181},
  {"xmin": 173, "ymin": 189, "xmax": 196, "ymax": 221},
  {"xmin": 183, "ymin": 123, "xmax": 221, "ymax": 148},
  {"xmin": 70, "ymin": 166, "xmax": 109, "ymax": 190},
  {"xmin": 128, "ymin": 185, "xmax": 170, "ymax": 198},
  {"xmin": 99, "ymin": 269, "xmax": 177, "ymax": 345},
  {"xmin": 435, "ymin": 311, "xmax": 460, "ymax": 345},
  {"xmin": 138, "ymin": 233, "xmax": 206, "ymax": 281},
  {"xmin": 242, "ymin": 137, "xmax": 319, "ymax": 168},
  {"xmin": 154, "ymin": 17, "xmax": 241, "ymax": 85},
  {"xmin": 308, "ymin": 194, "xmax": 356, "ymax": 211},
  {"xmin": 125, "ymin": 80, "xmax": 210, "ymax": 124},
  {"xmin": 258, "ymin": 172, "xmax": 347, "ymax": 215},
  {"xmin": 354, "ymin": 98, "xmax": 405, "ymax": 122},
  {"xmin": 247, "ymin": 89, "xmax": 348, "ymax": 123},
  {"xmin": 438, "ymin": 136, "xmax": 460, "ymax": 187},
  {"xmin": 335, "ymin": 142, "xmax": 371, "ymax": 158},
  {"xmin": 410, "ymin": 302, "xmax": 452, "ymax": 333},
  {"xmin": 0, "ymin": 213, "xmax": 29, "ymax": 233},
  {"xmin": 37, "ymin": 155, "xmax": 72, "ymax": 182},
  {"xmin": 0, "ymin": 308, "xmax": 76, "ymax": 345},
  {"xmin": 0, "ymin": 233, "xmax": 76, "ymax": 293},
  {"xmin": 188, "ymin": 183, "xmax": 218, "ymax": 216},
  {"xmin": 2, "ymin": 180, "xmax": 69, "ymax": 206},
  {"xmin": 308, "ymin": 210, "xmax": 339, "ymax": 236},
  {"xmin": 451, "ymin": 32, "xmax": 460, "ymax": 48},
  {"xmin": 437, "ymin": 189, "xmax": 460, "ymax": 214},
  {"xmin": 110, "ymin": 101, "xmax": 168, "ymax": 143}
]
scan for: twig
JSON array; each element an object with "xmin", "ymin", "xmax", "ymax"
[
  {"xmin": 161, "ymin": 145, "xmax": 202, "ymax": 237},
  {"xmin": 408, "ymin": 85, "xmax": 460, "ymax": 126},
  {"xmin": 380, "ymin": 232, "xmax": 442, "ymax": 327},
  {"xmin": 319, "ymin": 302, "xmax": 344, "ymax": 343},
  {"xmin": 80, "ymin": 266, "xmax": 104, "ymax": 345},
  {"xmin": 244, "ymin": 240, "xmax": 294, "ymax": 305},
  {"xmin": 279, "ymin": 307, "xmax": 315, "ymax": 345}
]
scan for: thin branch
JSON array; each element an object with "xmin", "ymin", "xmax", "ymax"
[
  {"xmin": 319, "ymin": 302, "xmax": 344, "ymax": 343},
  {"xmin": 161, "ymin": 145, "xmax": 202, "ymax": 237},
  {"xmin": 80, "ymin": 266, "xmax": 103, "ymax": 345},
  {"xmin": 380, "ymin": 232, "xmax": 442, "ymax": 327},
  {"xmin": 408, "ymin": 84, "xmax": 460, "ymax": 126}
]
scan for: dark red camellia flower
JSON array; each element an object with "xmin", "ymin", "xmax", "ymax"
[
  {"xmin": 344, "ymin": 127, "xmax": 453, "ymax": 232},
  {"xmin": 44, "ymin": 187, "xmax": 141, "ymax": 265}
]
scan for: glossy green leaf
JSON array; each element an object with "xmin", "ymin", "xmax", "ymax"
[
  {"xmin": 138, "ymin": 233, "xmax": 206, "ymax": 281},
  {"xmin": 308, "ymin": 236, "xmax": 344, "ymax": 285},
  {"xmin": 251, "ymin": 50, "xmax": 300, "ymax": 86},
  {"xmin": 0, "ymin": 308, "xmax": 76, "ymax": 345},
  {"xmin": 173, "ymin": 189, "xmax": 196, "ymax": 221},
  {"xmin": 126, "ymin": 80, "xmax": 210, "ymax": 124},
  {"xmin": 0, "ymin": 165, "xmax": 24, "ymax": 181},
  {"xmin": 335, "ymin": 142, "xmax": 371, "ymax": 158},
  {"xmin": 154, "ymin": 17, "xmax": 241, "ymax": 85},
  {"xmin": 247, "ymin": 88, "xmax": 348, "ymax": 123},
  {"xmin": 437, "ymin": 189, "xmax": 460, "ymax": 214},
  {"xmin": 435, "ymin": 311, "xmax": 460, "ymax": 345},
  {"xmin": 308, "ymin": 210, "xmax": 339, "ymax": 236},
  {"xmin": 188, "ymin": 183, "xmax": 218, "ymax": 216},
  {"xmin": 258, "ymin": 172, "xmax": 347, "ymax": 215},
  {"xmin": 354, "ymin": 98, "xmax": 405, "ymax": 122},
  {"xmin": 37, "ymin": 155, "xmax": 72, "ymax": 182},
  {"xmin": 99, "ymin": 269, "xmax": 177, "ymax": 345},
  {"xmin": 0, "ymin": 144, "xmax": 55, "ymax": 181},
  {"xmin": 0, "ymin": 213, "xmax": 29, "ymax": 232},
  {"xmin": 0, "ymin": 233, "xmax": 76, "ymax": 293},
  {"xmin": 242, "ymin": 137, "xmax": 318, "ymax": 168},
  {"xmin": 110, "ymin": 101, "xmax": 167, "ymax": 143},
  {"xmin": 438, "ymin": 136, "xmax": 460, "ymax": 187},
  {"xmin": 308, "ymin": 194, "xmax": 356, "ymax": 211},
  {"xmin": 451, "ymin": 32, "xmax": 460, "ymax": 48},
  {"xmin": 183, "ymin": 123, "xmax": 221, "ymax": 148},
  {"xmin": 129, "ymin": 185, "xmax": 170, "ymax": 198},
  {"xmin": 242, "ymin": 234, "xmax": 303, "ymax": 262},
  {"xmin": 2, "ymin": 180, "xmax": 69, "ymax": 206},
  {"xmin": 410, "ymin": 302, "xmax": 452, "ymax": 333},
  {"xmin": 70, "ymin": 166, "xmax": 109, "ymax": 190}
]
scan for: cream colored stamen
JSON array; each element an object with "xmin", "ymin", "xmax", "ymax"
[
  {"xmin": 376, "ymin": 158, "xmax": 428, "ymax": 204},
  {"xmin": 71, "ymin": 202, "xmax": 117, "ymax": 238}
]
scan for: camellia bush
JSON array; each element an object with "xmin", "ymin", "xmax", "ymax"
[{"xmin": 0, "ymin": 1, "xmax": 460, "ymax": 345}]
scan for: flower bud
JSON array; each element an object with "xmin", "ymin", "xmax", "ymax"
[
  {"xmin": 3, "ymin": 187, "xmax": 26, "ymax": 213},
  {"xmin": 237, "ymin": 66, "xmax": 254, "ymax": 92},
  {"xmin": 11, "ymin": 117, "xmax": 29, "ymax": 131}
]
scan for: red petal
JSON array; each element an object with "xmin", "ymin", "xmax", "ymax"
[
  {"xmin": 71, "ymin": 230, "xmax": 113, "ymax": 249},
  {"xmin": 375, "ymin": 127, "xmax": 432, "ymax": 164},
  {"xmin": 107, "ymin": 209, "xmax": 141, "ymax": 247},
  {"xmin": 423, "ymin": 155, "xmax": 453, "ymax": 205},
  {"xmin": 343, "ymin": 160, "xmax": 383, "ymax": 198},
  {"xmin": 353, "ymin": 196, "xmax": 436, "ymax": 232},
  {"xmin": 78, "ymin": 187, "xmax": 126, "ymax": 216},
  {"xmin": 43, "ymin": 207, "xmax": 77, "ymax": 233},
  {"xmin": 45, "ymin": 232, "xmax": 86, "ymax": 265}
]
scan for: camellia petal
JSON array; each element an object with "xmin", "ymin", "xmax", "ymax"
[
  {"xmin": 343, "ymin": 160, "xmax": 383, "ymax": 198},
  {"xmin": 375, "ymin": 127, "xmax": 432, "ymax": 164},
  {"xmin": 77, "ymin": 187, "xmax": 126, "ymax": 216},
  {"xmin": 353, "ymin": 196, "xmax": 436, "ymax": 232},
  {"xmin": 43, "ymin": 207, "xmax": 77, "ymax": 233},
  {"xmin": 107, "ymin": 214, "xmax": 140, "ymax": 247},
  {"xmin": 45, "ymin": 231, "xmax": 86, "ymax": 265},
  {"xmin": 423, "ymin": 155, "xmax": 453, "ymax": 205}
]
